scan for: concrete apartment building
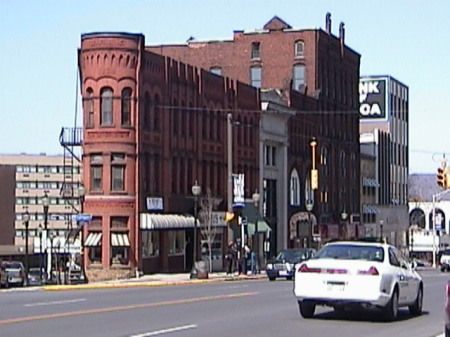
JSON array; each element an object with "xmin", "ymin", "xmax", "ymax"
[
  {"xmin": 0, "ymin": 153, "xmax": 81, "ymax": 259},
  {"xmin": 359, "ymin": 75, "xmax": 409, "ymax": 250}
]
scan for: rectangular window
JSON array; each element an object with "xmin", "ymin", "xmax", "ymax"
[
  {"xmin": 111, "ymin": 166, "xmax": 124, "ymax": 191},
  {"xmin": 251, "ymin": 42, "xmax": 261, "ymax": 59},
  {"xmin": 142, "ymin": 231, "xmax": 160, "ymax": 257},
  {"xmin": 111, "ymin": 153, "xmax": 125, "ymax": 191},
  {"xmin": 88, "ymin": 247, "xmax": 102, "ymax": 264},
  {"xmin": 168, "ymin": 231, "xmax": 185, "ymax": 255},
  {"xmin": 111, "ymin": 247, "xmax": 129, "ymax": 265},
  {"xmin": 111, "ymin": 216, "xmax": 128, "ymax": 229},
  {"xmin": 91, "ymin": 166, "xmax": 102, "ymax": 191},
  {"xmin": 250, "ymin": 66, "xmax": 262, "ymax": 88},
  {"xmin": 293, "ymin": 65, "xmax": 306, "ymax": 91}
]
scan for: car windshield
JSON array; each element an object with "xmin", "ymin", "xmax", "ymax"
[
  {"xmin": 314, "ymin": 244, "xmax": 384, "ymax": 262},
  {"xmin": 28, "ymin": 269, "xmax": 41, "ymax": 276},
  {"xmin": 276, "ymin": 250, "xmax": 311, "ymax": 262},
  {"xmin": 2, "ymin": 262, "xmax": 22, "ymax": 269}
]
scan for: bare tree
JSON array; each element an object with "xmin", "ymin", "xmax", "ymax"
[{"xmin": 198, "ymin": 188, "xmax": 222, "ymax": 272}]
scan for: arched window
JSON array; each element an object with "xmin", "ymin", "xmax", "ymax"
[
  {"xmin": 100, "ymin": 87, "xmax": 113, "ymax": 126},
  {"xmin": 340, "ymin": 150, "xmax": 346, "ymax": 178},
  {"xmin": 290, "ymin": 169, "xmax": 300, "ymax": 206},
  {"xmin": 121, "ymin": 88, "xmax": 132, "ymax": 126},
  {"xmin": 144, "ymin": 92, "xmax": 151, "ymax": 129},
  {"xmin": 294, "ymin": 40, "xmax": 305, "ymax": 57},
  {"xmin": 86, "ymin": 88, "xmax": 94, "ymax": 128},
  {"xmin": 154, "ymin": 94, "xmax": 160, "ymax": 131}
]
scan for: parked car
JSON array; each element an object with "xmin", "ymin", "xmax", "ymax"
[
  {"xmin": 27, "ymin": 267, "xmax": 45, "ymax": 286},
  {"xmin": 0, "ymin": 263, "xmax": 8, "ymax": 288},
  {"xmin": 293, "ymin": 241, "xmax": 423, "ymax": 321},
  {"xmin": 265, "ymin": 248, "xmax": 316, "ymax": 281},
  {"xmin": 1, "ymin": 261, "xmax": 26, "ymax": 287},
  {"xmin": 441, "ymin": 249, "xmax": 450, "ymax": 272},
  {"xmin": 445, "ymin": 281, "xmax": 450, "ymax": 337}
]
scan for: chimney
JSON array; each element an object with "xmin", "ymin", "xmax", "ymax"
[
  {"xmin": 339, "ymin": 22, "xmax": 345, "ymax": 57},
  {"xmin": 325, "ymin": 12, "xmax": 332, "ymax": 34}
]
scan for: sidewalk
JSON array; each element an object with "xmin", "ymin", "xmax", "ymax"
[{"xmin": 42, "ymin": 272, "xmax": 266, "ymax": 291}]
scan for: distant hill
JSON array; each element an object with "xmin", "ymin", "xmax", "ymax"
[{"xmin": 409, "ymin": 173, "xmax": 450, "ymax": 201}]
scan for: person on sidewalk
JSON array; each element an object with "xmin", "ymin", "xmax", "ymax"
[{"xmin": 225, "ymin": 241, "xmax": 237, "ymax": 276}]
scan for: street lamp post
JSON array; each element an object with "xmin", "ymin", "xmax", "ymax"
[
  {"xmin": 340, "ymin": 211, "xmax": 348, "ymax": 240},
  {"xmin": 42, "ymin": 192, "xmax": 49, "ymax": 280},
  {"xmin": 306, "ymin": 199, "xmax": 314, "ymax": 248},
  {"xmin": 37, "ymin": 224, "xmax": 43, "ymax": 283},
  {"xmin": 379, "ymin": 220, "xmax": 384, "ymax": 243},
  {"xmin": 252, "ymin": 190, "xmax": 260, "ymax": 273},
  {"xmin": 78, "ymin": 184, "xmax": 87, "ymax": 283},
  {"xmin": 23, "ymin": 211, "xmax": 30, "ymax": 285},
  {"xmin": 190, "ymin": 181, "xmax": 201, "ymax": 279}
]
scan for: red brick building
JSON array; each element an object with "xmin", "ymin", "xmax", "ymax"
[
  {"xmin": 148, "ymin": 16, "xmax": 362, "ymax": 249},
  {"xmin": 78, "ymin": 33, "xmax": 260, "ymax": 277}
]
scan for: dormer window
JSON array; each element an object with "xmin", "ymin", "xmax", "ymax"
[
  {"xmin": 251, "ymin": 42, "xmax": 261, "ymax": 59},
  {"xmin": 295, "ymin": 40, "xmax": 305, "ymax": 57}
]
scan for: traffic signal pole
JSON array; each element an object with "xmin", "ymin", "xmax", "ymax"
[{"xmin": 432, "ymin": 188, "xmax": 450, "ymax": 268}]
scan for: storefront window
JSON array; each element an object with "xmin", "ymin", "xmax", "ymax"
[
  {"xmin": 168, "ymin": 231, "xmax": 185, "ymax": 255},
  {"xmin": 88, "ymin": 247, "xmax": 102, "ymax": 264},
  {"xmin": 111, "ymin": 247, "xmax": 129, "ymax": 266},
  {"xmin": 142, "ymin": 231, "xmax": 160, "ymax": 257}
]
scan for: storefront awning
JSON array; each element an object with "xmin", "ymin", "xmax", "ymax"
[
  {"xmin": 246, "ymin": 221, "xmax": 272, "ymax": 236},
  {"xmin": 84, "ymin": 233, "xmax": 102, "ymax": 246},
  {"xmin": 111, "ymin": 233, "xmax": 130, "ymax": 247},
  {"xmin": 140, "ymin": 213, "xmax": 195, "ymax": 230}
]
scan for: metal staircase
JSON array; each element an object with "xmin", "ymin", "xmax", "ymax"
[{"xmin": 59, "ymin": 127, "xmax": 83, "ymax": 243}]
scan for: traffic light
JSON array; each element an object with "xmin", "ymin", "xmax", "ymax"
[{"xmin": 437, "ymin": 167, "xmax": 449, "ymax": 189}]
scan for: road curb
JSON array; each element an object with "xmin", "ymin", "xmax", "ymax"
[{"xmin": 42, "ymin": 274, "xmax": 266, "ymax": 291}]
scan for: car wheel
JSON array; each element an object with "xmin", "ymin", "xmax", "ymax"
[
  {"xmin": 298, "ymin": 301, "xmax": 315, "ymax": 318},
  {"xmin": 408, "ymin": 285, "xmax": 423, "ymax": 316},
  {"xmin": 383, "ymin": 288, "xmax": 399, "ymax": 321},
  {"xmin": 286, "ymin": 276, "xmax": 293, "ymax": 281},
  {"xmin": 268, "ymin": 276, "xmax": 276, "ymax": 281}
]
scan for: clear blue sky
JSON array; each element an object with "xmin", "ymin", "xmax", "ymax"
[{"xmin": 1, "ymin": 0, "xmax": 448, "ymax": 173}]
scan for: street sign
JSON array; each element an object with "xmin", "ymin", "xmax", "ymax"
[
  {"xmin": 75, "ymin": 214, "xmax": 92, "ymax": 222},
  {"xmin": 241, "ymin": 216, "xmax": 247, "ymax": 226}
]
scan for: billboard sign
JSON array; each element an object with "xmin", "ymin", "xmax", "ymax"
[{"xmin": 359, "ymin": 77, "xmax": 388, "ymax": 121}]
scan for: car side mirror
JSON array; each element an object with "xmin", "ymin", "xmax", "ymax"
[{"xmin": 411, "ymin": 260, "xmax": 418, "ymax": 270}]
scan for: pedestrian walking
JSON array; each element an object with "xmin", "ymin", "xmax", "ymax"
[{"xmin": 225, "ymin": 241, "xmax": 237, "ymax": 276}]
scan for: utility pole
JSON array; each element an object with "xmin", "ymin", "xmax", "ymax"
[{"xmin": 227, "ymin": 113, "xmax": 233, "ymax": 213}]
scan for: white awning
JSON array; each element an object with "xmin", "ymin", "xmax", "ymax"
[
  {"xmin": 85, "ymin": 233, "xmax": 102, "ymax": 246},
  {"xmin": 111, "ymin": 233, "xmax": 130, "ymax": 247},
  {"xmin": 140, "ymin": 213, "xmax": 195, "ymax": 230}
]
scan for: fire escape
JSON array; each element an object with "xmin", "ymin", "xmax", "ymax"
[{"xmin": 59, "ymin": 127, "xmax": 83, "ymax": 245}]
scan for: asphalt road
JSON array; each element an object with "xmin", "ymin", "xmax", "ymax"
[{"xmin": 0, "ymin": 269, "xmax": 447, "ymax": 337}]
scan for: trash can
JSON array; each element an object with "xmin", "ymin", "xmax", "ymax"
[{"xmin": 195, "ymin": 261, "xmax": 209, "ymax": 279}]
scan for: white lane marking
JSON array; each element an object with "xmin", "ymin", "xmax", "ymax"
[
  {"xmin": 25, "ymin": 298, "xmax": 86, "ymax": 307},
  {"xmin": 128, "ymin": 324, "xmax": 198, "ymax": 337}
]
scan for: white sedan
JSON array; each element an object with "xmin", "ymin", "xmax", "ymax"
[{"xmin": 293, "ymin": 241, "xmax": 423, "ymax": 321}]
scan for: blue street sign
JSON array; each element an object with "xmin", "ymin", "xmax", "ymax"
[{"xmin": 76, "ymin": 214, "xmax": 92, "ymax": 222}]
